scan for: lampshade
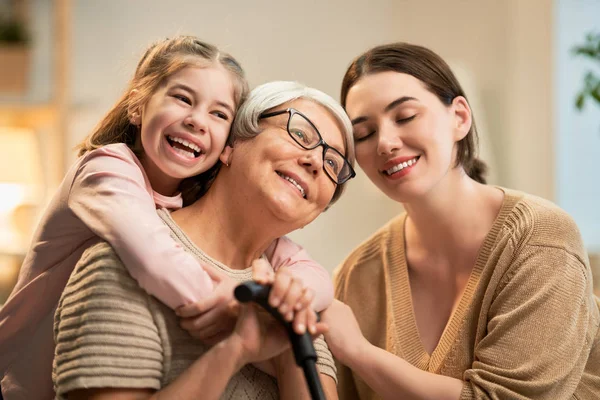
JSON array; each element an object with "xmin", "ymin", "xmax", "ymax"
[{"xmin": 0, "ymin": 127, "xmax": 43, "ymax": 186}]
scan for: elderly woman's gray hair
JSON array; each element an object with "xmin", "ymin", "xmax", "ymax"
[{"xmin": 231, "ymin": 81, "xmax": 355, "ymax": 205}]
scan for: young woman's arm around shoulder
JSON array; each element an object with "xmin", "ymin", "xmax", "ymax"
[{"xmin": 323, "ymin": 299, "xmax": 462, "ymax": 400}]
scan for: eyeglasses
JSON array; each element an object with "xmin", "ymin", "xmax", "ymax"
[{"xmin": 259, "ymin": 108, "xmax": 356, "ymax": 185}]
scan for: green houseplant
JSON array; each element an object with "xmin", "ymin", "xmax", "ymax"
[
  {"xmin": 573, "ymin": 32, "xmax": 600, "ymax": 112},
  {"xmin": 0, "ymin": 18, "xmax": 29, "ymax": 44},
  {"xmin": 0, "ymin": 17, "xmax": 30, "ymax": 94}
]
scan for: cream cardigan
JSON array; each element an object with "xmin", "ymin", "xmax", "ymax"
[{"xmin": 334, "ymin": 188, "xmax": 599, "ymax": 400}]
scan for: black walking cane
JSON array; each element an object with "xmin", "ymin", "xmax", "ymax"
[{"xmin": 234, "ymin": 281, "xmax": 326, "ymax": 400}]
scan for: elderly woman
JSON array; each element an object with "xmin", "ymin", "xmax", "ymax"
[{"xmin": 52, "ymin": 81, "xmax": 356, "ymax": 400}]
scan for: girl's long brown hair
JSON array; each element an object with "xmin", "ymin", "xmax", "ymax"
[{"xmin": 76, "ymin": 36, "xmax": 249, "ymax": 204}]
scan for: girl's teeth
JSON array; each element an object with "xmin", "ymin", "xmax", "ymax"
[
  {"xmin": 385, "ymin": 157, "xmax": 419, "ymax": 175},
  {"xmin": 168, "ymin": 135, "xmax": 201, "ymax": 153},
  {"xmin": 174, "ymin": 147, "xmax": 195, "ymax": 159}
]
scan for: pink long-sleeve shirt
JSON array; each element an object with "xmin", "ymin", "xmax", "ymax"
[{"xmin": 0, "ymin": 143, "xmax": 333, "ymax": 400}]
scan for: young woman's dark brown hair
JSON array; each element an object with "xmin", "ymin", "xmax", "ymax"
[
  {"xmin": 341, "ymin": 42, "xmax": 487, "ymax": 183},
  {"xmin": 322, "ymin": 42, "xmax": 599, "ymax": 400}
]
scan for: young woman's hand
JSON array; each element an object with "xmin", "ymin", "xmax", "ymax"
[
  {"xmin": 176, "ymin": 266, "xmax": 239, "ymax": 345},
  {"xmin": 320, "ymin": 299, "xmax": 370, "ymax": 367},
  {"xmin": 252, "ymin": 259, "xmax": 327, "ymax": 336}
]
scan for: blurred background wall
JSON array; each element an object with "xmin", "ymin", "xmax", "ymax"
[{"xmin": 0, "ymin": 0, "xmax": 598, "ymax": 301}]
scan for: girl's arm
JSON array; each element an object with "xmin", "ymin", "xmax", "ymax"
[
  {"xmin": 265, "ymin": 236, "xmax": 333, "ymax": 312},
  {"xmin": 68, "ymin": 145, "xmax": 213, "ymax": 309}
]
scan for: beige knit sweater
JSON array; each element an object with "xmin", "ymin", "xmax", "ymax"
[
  {"xmin": 53, "ymin": 209, "xmax": 336, "ymax": 399},
  {"xmin": 334, "ymin": 188, "xmax": 600, "ymax": 400}
]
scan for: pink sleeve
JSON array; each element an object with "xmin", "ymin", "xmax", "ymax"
[
  {"xmin": 67, "ymin": 147, "xmax": 213, "ymax": 309},
  {"xmin": 265, "ymin": 236, "xmax": 333, "ymax": 311}
]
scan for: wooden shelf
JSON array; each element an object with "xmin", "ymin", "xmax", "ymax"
[{"xmin": 0, "ymin": 104, "xmax": 58, "ymax": 129}]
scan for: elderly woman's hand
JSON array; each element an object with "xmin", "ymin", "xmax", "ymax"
[
  {"xmin": 252, "ymin": 259, "xmax": 327, "ymax": 336},
  {"xmin": 232, "ymin": 301, "xmax": 291, "ymax": 366}
]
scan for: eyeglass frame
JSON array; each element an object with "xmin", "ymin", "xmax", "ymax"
[{"xmin": 258, "ymin": 108, "xmax": 356, "ymax": 185}]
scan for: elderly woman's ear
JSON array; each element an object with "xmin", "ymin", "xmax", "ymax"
[{"xmin": 220, "ymin": 145, "xmax": 234, "ymax": 167}]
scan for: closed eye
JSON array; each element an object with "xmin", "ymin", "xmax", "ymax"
[
  {"xmin": 354, "ymin": 130, "xmax": 375, "ymax": 142},
  {"xmin": 396, "ymin": 115, "xmax": 416, "ymax": 124}
]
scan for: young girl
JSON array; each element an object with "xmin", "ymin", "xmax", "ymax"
[
  {"xmin": 0, "ymin": 36, "xmax": 334, "ymax": 400},
  {"xmin": 322, "ymin": 42, "xmax": 599, "ymax": 399}
]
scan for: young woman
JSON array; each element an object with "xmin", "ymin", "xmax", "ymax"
[{"xmin": 322, "ymin": 43, "xmax": 599, "ymax": 400}]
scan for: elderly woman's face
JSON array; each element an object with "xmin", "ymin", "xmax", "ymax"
[{"xmin": 231, "ymin": 99, "xmax": 345, "ymax": 228}]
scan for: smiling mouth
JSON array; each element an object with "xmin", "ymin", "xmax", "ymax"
[
  {"xmin": 384, "ymin": 156, "xmax": 420, "ymax": 175},
  {"xmin": 166, "ymin": 135, "xmax": 204, "ymax": 159},
  {"xmin": 276, "ymin": 171, "xmax": 306, "ymax": 199}
]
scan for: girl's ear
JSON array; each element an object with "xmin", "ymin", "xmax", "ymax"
[
  {"xmin": 451, "ymin": 96, "xmax": 472, "ymax": 142},
  {"xmin": 219, "ymin": 145, "xmax": 234, "ymax": 166},
  {"xmin": 128, "ymin": 89, "xmax": 142, "ymax": 125}
]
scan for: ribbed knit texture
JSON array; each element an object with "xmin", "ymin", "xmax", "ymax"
[
  {"xmin": 334, "ymin": 188, "xmax": 600, "ymax": 400},
  {"xmin": 53, "ymin": 209, "xmax": 336, "ymax": 399}
]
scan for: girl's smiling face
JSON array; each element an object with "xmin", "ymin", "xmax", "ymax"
[
  {"xmin": 345, "ymin": 71, "xmax": 471, "ymax": 202},
  {"xmin": 135, "ymin": 64, "xmax": 235, "ymax": 195}
]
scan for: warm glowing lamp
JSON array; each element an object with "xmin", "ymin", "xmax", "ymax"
[{"xmin": 0, "ymin": 127, "xmax": 43, "ymax": 251}]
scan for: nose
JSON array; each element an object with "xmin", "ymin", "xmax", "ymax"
[
  {"xmin": 376, "ymin": 124, "xmax": 403, "ymax": 156},
  {"xmin": 298, "ymin": 147, "xmax": 323, "ymax": 176},
  {"xmin": 184, "ymin": 110, "xmax": 208, "ymax": 133}
]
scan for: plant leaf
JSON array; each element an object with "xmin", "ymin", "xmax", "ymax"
[{"xmin": 575, "ymin": 92, "xmax": 586, "ymax": 110}]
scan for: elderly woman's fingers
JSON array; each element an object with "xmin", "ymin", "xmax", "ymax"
[
  {"xmin": 311, "ymin": 321, "xmax": 329, "ymax": 337},
  {"xmin": 294, "ymin": 287, "xmax": 315, "ymax": 311},
  {"xmin": 292, "ymin": 306, "xmax": 319, "ymax": 335},
  {"xmin": 306, "ymin": 308, "xmax": 318, "ymax": 335},
  {"xmin": 292, "ymin": 307, "xmax": 308, "ymax": 334},
  {"xmin": 276, "ymin": 276, "xmax": 304, "ymax": 321},
  {"xmin": 268, "ymin": 268, "xmax": 293, "ymax": 308}
]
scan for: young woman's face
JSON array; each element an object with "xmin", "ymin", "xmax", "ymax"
[
  {"xmin": 138, "ymin": 65, "xmax": 235, "ymax": 193},
  {"xmin": 345, "ymin": 71, "xmax": 469, "ymax": 202},
  {"xmin": 228, "ymin": 99, "xmax": 345, "ymax": 229}
]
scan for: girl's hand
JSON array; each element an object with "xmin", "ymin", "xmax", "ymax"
[
  {"xmin": 320, "ymin": 299, "xmax": 369, "ymax": 366},
  {"xmin": 252, "ymin": 259, "xmax": 326, "ymax": 335},
  {"xmin": 176, "ymin": 266, "xmax": 239, "ymax": 345}
]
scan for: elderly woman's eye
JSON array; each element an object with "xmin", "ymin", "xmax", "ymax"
[
  {"xmin": 325, "ymin": 157, "xmax": 341, "ymax": 175},
  {"xmin": 290, "ymin": 128, "xmax": 310, "ymax": 144}
]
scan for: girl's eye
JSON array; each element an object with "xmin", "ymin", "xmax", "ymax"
[
  {"xmin": 213, "ymin": 111, "xmax": 229, "ymax": 121},
  {"xmin": 174, "ymin": 94, "xmax": 192, "ymax": 105}
]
